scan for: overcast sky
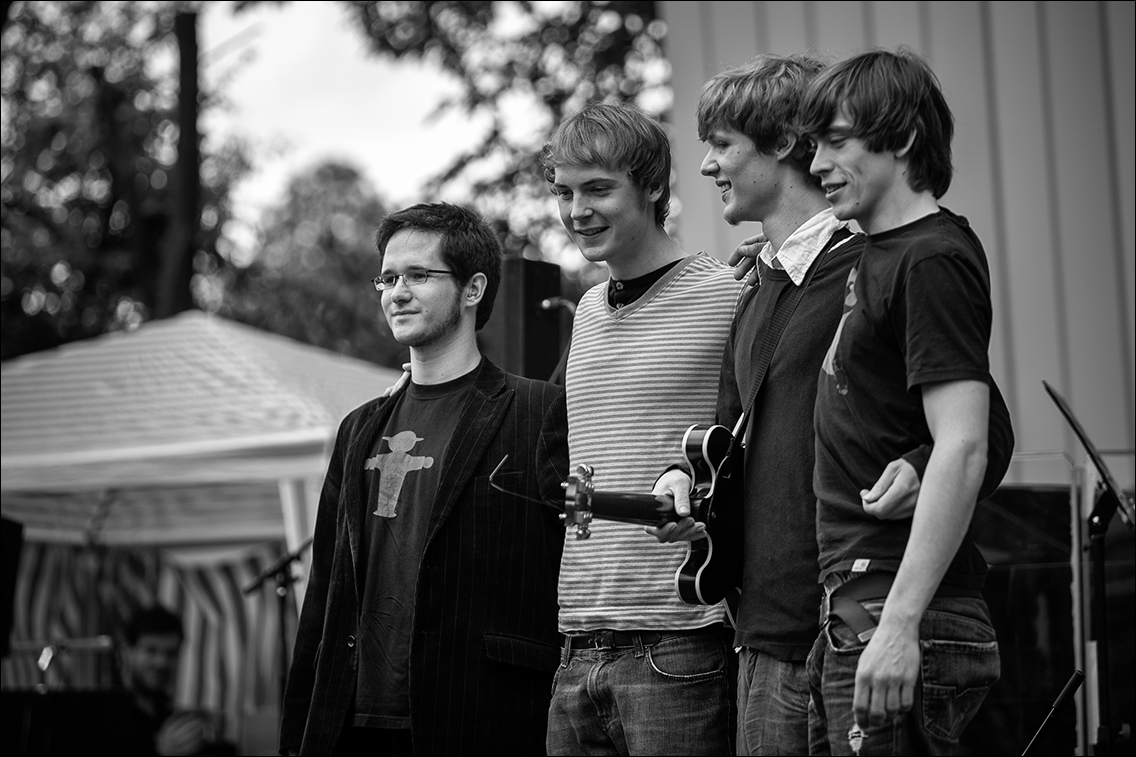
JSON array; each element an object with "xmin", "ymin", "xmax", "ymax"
[{"xmin": 199, "ymin": 2, "xmax": 485, "ymax": 253}]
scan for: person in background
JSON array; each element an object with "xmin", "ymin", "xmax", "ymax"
[{"xmin": 118, "ymin": 604, "xmax": 231, "ymax": 756}]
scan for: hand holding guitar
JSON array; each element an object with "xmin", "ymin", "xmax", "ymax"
[
  {"xmin": 647, "ymin": 468, "xmax": 707, "ymax": 542},
  {"xmin": 563, "ymin": 424, "xmax": 739, "ymax": 607}
]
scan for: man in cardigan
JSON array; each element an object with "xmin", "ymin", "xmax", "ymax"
[
  {"xmin": 280, "ymin": 202, "xmax": 569, "ymax": 756},
  {"xmin": 650, "ymin": 54, "xmax": 1013, "ymax": 755},
  {"xmin": 539, "ymin": 102, "xmax": 742, "ymax": 756}
]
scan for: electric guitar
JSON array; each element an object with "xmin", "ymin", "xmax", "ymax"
[{"xmin": 563, "ymin": 423, "xmax": 742, "ymax": 612}]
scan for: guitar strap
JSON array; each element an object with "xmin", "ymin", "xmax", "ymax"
[{"xmin": 726, "ymin": 226, "xmax": 855, "ymax": 463}]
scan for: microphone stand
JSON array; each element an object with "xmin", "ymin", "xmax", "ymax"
[
  {"xmin": 1023, "ymin": 670, "xmax": 1084, "ymax": 755},
  {"xmin": 1043, "ymin": 381, "xmax": 1134, "ymax": 755},
  {"xmin": 244, "ymin": 537, "xmax": 313, "ymax": 713}
]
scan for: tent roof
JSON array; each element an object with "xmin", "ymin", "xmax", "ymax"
[{"xmin": 1, "ymin": 310, "xmax": 403, "ymax": 493}]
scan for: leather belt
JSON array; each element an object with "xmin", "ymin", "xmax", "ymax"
[
  {"xmin": 827, "ymin": 571, "xmax": 984, "ymax": 643},
  {"xmin": 564, "ymin": 627, "xmax": 711, "ymax": 650}
]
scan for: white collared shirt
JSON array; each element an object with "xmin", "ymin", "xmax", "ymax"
[{"xmin": 759, "ymin": 208, "xmax": 849, "ymax": 286}]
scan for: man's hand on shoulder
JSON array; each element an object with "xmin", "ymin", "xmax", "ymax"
[
  {"xmin": 727, "ymin": 233, "xmax": 768, "ymax": 287},
  {"xmin": 381, "ymin": 362, "xmax": 412, "ymax": 398},
  {"xmin": 645, "ymin": 468, "xmax": 706, "ymax": 543}
]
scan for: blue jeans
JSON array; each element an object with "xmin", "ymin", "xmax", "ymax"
[
  {"xmin": 546, "ymin": 629, "xmax": 732, "ymax": 756},
  {"xmin": 736, "ymin": 647, "xmax": 810, "ymax": 755},
  {"xmin": 806, "ymin": 591, "xmax": 999, "ymax": 756}
]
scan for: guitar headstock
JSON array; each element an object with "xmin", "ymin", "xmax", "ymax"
[{"xmin": 562, "ymin": 464, "xmax": 596, "ymax": 540}]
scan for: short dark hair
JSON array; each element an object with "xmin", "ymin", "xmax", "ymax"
[
  {"xmin": 540, "ymin": 101, "xmax": 672, "ymax": 227},
  {"xmin": 123, "ymin": 605, "xmax": 183, "ymax": 646},
  {"xmin": 374, "ymin": 202, "xmax": 503, "ymax": 330},
  {"xmin": 799, "ymin": 47, "xmax": 955, "ymax": 198},
  {"xmin": 697, "ymin": 53, "xmax": 829, "ymax": 186}
]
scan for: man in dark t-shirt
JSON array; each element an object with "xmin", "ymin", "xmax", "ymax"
[
  {"xmin": 801, "ymin": 49, "xmax": 1002, "ymax": 755},
  {"xmin": 281, "ymin": 203, "xmax": 569, "ymax": 756}
]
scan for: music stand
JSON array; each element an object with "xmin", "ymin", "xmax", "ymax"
[{"xmin": 1042, "ymin": 380, "xmax": 1134, "ymax": 755}]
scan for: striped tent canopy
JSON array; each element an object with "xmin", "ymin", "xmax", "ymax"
[
  {"xmin": 1, "ymin": 309, "xmax": 402, "ymax": 546},
  {"xmin": 0, "ymin": 311, "xmax": 403, "ymax": 747}
]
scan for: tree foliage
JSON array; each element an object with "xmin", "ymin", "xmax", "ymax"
[
  {"xmin": 321, "ymin": 1, "xmax": 670, "ymax": 290},
  {"xmin": 200, "ymin": 160, "xmax": 408, "ymax": 367},
  {"xmin": 2, "ymin": 1, "xmax": 674, "ymax": 363},
  {"xmin": 1, "ymin": 1, "xmax": 245, "ymax": 360}
]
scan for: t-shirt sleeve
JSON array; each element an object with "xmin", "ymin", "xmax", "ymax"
[
  {"xmin": 901, "ymin": 251, "xmax": 991, "ymax": 391},
  {"xmin": 980, "ymin": 377, "xmax": 1015, "ymax": 499},
  {"xmin": 900, "ymin": 375, "xmax": 1015, "ymax": 500}
]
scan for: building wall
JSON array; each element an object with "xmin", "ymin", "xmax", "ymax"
[{"xmin": 660, "ymin": 0, "xmax": 1135, "ymax": 487}]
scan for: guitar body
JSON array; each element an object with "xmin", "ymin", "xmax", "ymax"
[
  {"xmin": 675, "ymin": 424, "xmax": 741, "ymax": 608},
  {"xmin": 562, "ymin": 422, "xmax": 743, "ymax": 613}
]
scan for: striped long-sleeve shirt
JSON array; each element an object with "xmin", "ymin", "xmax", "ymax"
[{"xmin": 559, "ymin": 253, "xmax": 743, "ymax": 632}]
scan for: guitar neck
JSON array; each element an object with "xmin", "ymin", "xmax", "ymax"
[{"xmin": 586, "ymin": 490, "xmax": 681, "ymax": 528}]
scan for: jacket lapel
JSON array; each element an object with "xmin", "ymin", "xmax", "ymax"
[
  {"xmin": 340, "ymin": 397, "xmax": 398, "ymax": 600},
  {"xmin": 426, "ymin": 359, "xmax": 512, "ymax": 541}
]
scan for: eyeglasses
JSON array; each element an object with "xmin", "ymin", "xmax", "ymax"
[{"xmin": 372, "ymin": 270, "xmax": 455, "ymax": 291}]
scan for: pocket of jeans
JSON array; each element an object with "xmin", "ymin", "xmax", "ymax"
[
  {"xmin": 919, "ymin": 635, "xmax": 1000, "ymax": 741},
  {"xmin": 646, "ymin": 635, "xmax": 726, "ymax": 681},
  {"xmin": 825, "ymin": 599, "xmax": 885, "ymax": 655}
]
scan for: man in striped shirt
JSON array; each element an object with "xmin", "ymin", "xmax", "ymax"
[{"xmin": 539, "ymin": 102, "xmax": 742, "ymax": 756}]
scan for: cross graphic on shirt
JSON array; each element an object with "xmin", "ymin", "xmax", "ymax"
[{"xmin": 364, "ymin": 430, "xmax": 434, "ymax": 518}]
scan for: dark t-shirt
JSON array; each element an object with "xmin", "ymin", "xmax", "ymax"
[
  {"xmin": 813, "ymin": 208, "xmax": 992, "ymax": 588},
  {"xmin": 353, "ymin": 368, "xmax": 476, "ymax": 728}
]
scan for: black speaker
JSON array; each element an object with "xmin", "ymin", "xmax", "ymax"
[
  {"xmin": 1, "ymin": 516, "xmax": 24, "ymax": 659},
  {"xmin": 480, "ymin": 257, "xmax": 562, "ymax": 380},
  {"xmin": 961, "ymin": 485, "xmax": 1135, "ymax": 756},
  {"xmin": 2, "ymin": 690, "xmax": 141, "ymax": 755}
]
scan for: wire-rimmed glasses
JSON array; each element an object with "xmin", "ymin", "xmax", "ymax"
[{"xmin": 372, "ymin": 269, "xmax": 455, "ymax": 291}]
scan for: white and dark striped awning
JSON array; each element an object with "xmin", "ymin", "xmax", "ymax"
[{"xmin": 1, "ymin": 310, "xmax": 403, "ymax": 547}]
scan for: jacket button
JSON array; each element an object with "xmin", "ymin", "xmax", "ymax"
[{"xmin": 347, "ymin": 635, "xmax": 356, "ymax": 648}]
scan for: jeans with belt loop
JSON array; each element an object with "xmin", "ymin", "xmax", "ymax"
[
  {"xmin": 546, "ymin": 628, "xmax": 733, "ymax": 756},
  {"xmin": 736, "ymin": 646, "xmax": 810, "ymax": 755},
  {"xmin": 806, "ymin": 573, "xmax": 1000, "ymax": 756}
]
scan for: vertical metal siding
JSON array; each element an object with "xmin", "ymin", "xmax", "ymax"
[{"xmin": 661, "ymin": 0, "xmax": 1135, "ymax": 486}]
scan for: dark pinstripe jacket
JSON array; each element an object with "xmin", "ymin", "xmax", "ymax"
[{"xmin": 280, "ymin": 358, "xmax": 568, "ymax": 755}]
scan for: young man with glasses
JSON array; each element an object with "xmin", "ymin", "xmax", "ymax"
[{"xmin": 281, "ymin": 202, "xmax": 569, "ymax": 756}]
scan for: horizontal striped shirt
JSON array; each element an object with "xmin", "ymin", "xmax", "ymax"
[{"xmin": 560, "ymin": 253, "xmax": 743, "ymax": 632}]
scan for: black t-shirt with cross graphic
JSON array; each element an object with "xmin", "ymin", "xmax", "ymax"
[{"xmin": 353, "ymin": 367, "xmax": 476, "ymax": 728}]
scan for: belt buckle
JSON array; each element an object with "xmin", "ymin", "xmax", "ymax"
[{"xmin": 594, "ymin": 630, "xmax": 614, "ymax": 648}]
